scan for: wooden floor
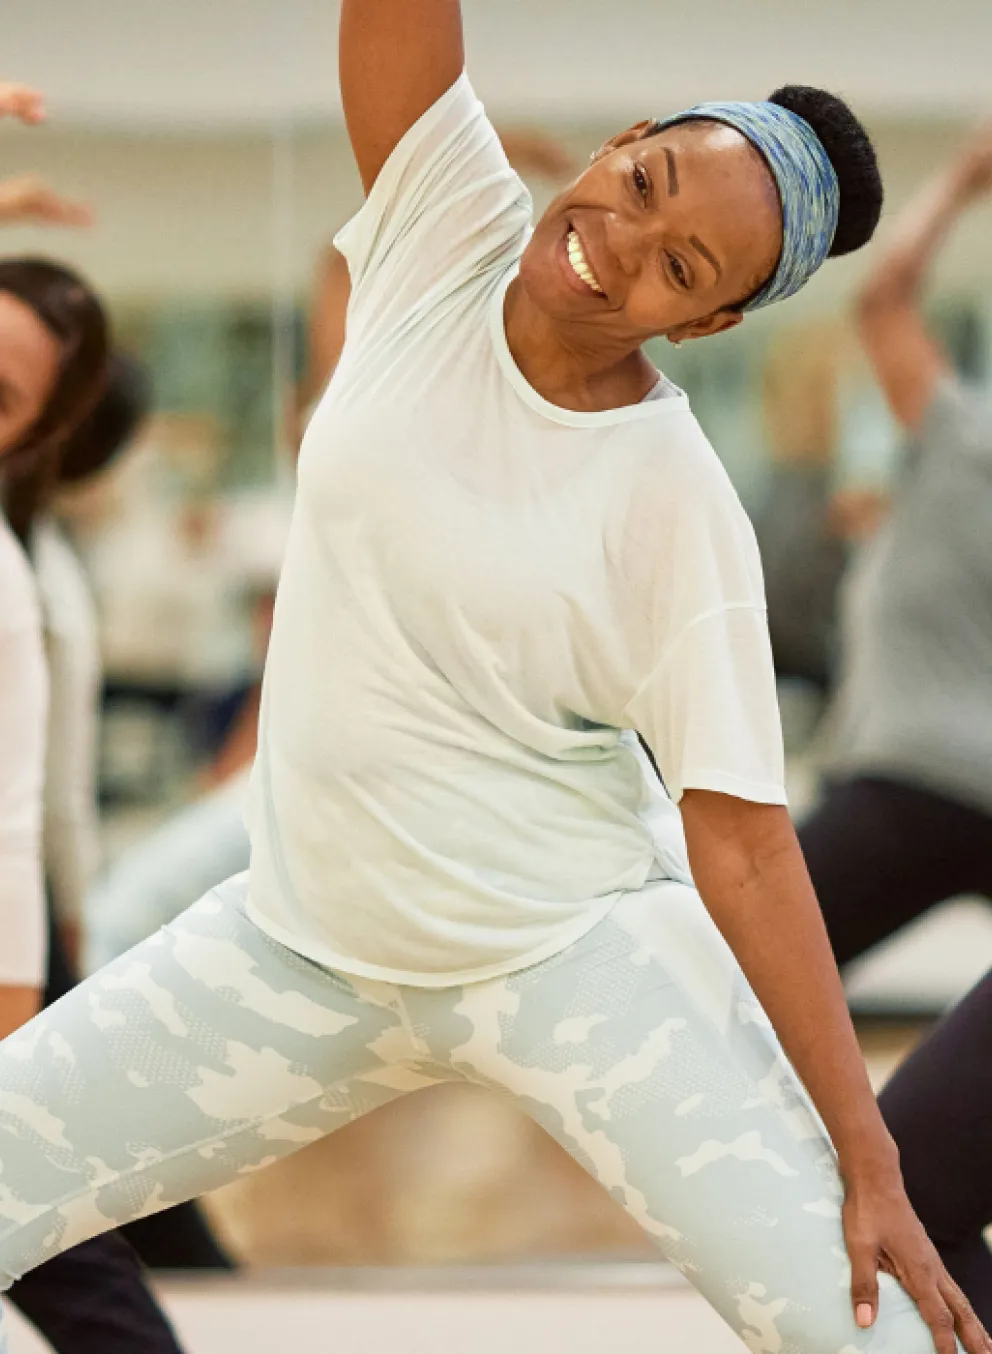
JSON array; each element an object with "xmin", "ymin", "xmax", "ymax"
[{"xmin": 5, "ymin": 1268, "xmax": 745, "ymax": 1354}]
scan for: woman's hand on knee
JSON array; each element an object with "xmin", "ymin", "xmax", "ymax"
[{"xmin": 843, "ymin": 1172, "xmax": 992, "ymax": 1354}]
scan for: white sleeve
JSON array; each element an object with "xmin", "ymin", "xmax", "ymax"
[
  {"xmin": 42, "ymin": 615, "xmax": 102, "ymax": 925},
  {"xmin": 0, "ymin": 540, "xmax": 48, "ymax": 987},
  {"xmin": 623, "ymin": 605, "xmax": 786, "ymax": 806},
  {"xmin": 618, "ymin": 421, "xmax": 787, "ymax": 807},
  {"xmin": 35, "ymin": 526, "xmax": 102, "ymax": 924},
  {"xmin": 334, "ymin": 74, "xmax": 531, "ymax": 335}
]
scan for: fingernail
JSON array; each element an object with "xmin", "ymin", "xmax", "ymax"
[{"xmin": 856, "ymin": 1304, "xmax": 874, "ymax": 1328}]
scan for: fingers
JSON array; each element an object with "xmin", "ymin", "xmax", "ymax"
[
  {"xmin": 940, "ymin": 1275, "xmax": 992, "ymax": 1354},
  {"xmin": 848, "ymin": 1241, "xmax": 880, "ymax": 1330},
  {"xmin": 0, "ymin": 82, "xmax": 46, "ymax": 124},
  {"xmin": 0, "ymin": 176, "xmax": 95, "ymax": 229},
  {"xmin": 901, "ymin": 1267, "xmax": 962, "ymax": 1354},
  {"xmin": 35, "ymin": 192, "xmax": 94, "ymax": 228}
]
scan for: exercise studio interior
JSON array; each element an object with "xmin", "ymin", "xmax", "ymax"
[{"xmin": 0, "ymin": 3, "xmax": 990, "ymax": 1352}]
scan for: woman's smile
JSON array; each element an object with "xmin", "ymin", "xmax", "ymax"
[{"xmin": 564, "ymin": 226, "xmax": 606, "ymax": 296}]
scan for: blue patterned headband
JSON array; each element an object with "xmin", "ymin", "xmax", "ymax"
[{"xmin": 656, "ymin": 101, "xmax": 840, "ymax": 310}]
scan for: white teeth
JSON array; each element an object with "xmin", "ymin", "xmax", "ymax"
[{"xmin": 566, "ymin": 229, "xmax": 605, "ymax": 295}]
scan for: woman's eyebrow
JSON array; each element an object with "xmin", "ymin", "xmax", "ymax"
[
  {"xmin": 690, "ymin": 234, "xmax": 722, "ymax": 279},
  {"xmin": 664, "ymin": 148, "xmax": 679, "ymax": 197}
]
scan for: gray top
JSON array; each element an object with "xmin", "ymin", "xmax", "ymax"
[
  {"xmin": 754, "ymin": 463, "xmax": 847, "ymax": 689},
  {"xmin": 821, "ymin": 377, "xmax": 992, "ymax": 816}
]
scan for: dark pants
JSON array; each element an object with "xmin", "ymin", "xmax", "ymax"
[
  {"xmin": 799, "ymin": 775, "xmax": 992, "ymax": 1326},
  {"xmin": 6, "ymin": 913, "xmax": 232, "ymax": 1353},
  {"xmin": 878, "ymin": 970, "xmax": 992, "ymax": 1329},
  {"xmin": 8, "ymin": 1231, "xmax": 184, "ymax": 1354}
]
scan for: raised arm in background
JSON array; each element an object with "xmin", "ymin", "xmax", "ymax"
[
  {"xmin": 856, "ymin": 125, "xmax": 992, "ymax": 431},
  {"xmin": 0, "ymin": 175, "xmax": 92, "ymax": 229},
  {"xmin": 339, "ymin": 0, "xmax": 465, "ymax": 194},
  {"xmin": 0, "ymin": 78, "xmax": 93, "ymax": 228}
]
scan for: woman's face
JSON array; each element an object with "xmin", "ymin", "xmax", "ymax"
[
  {"xmin": 520, "ymin": 120, "xmax": 783, "ymax": 349},
  {"xmin": 0, "ymin": 292, "xmax": 61, "ymax": 458}
]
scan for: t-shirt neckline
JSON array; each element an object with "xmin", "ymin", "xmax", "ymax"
[{"xmin": 488, "ymin": 266, "xmax": 689, "ymax": 429}]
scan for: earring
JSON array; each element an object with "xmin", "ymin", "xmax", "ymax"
[{"xmin": 669, "ymin": 337, "xmax": 683, "ymax": 348}]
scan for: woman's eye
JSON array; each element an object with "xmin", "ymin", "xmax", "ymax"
[
  {"xmin": 632, "ymin": 164, "xmax": 650, "ymax": 202},
  {"xmin": 667, "ymin": 253, "xmax": 689, "ymax": 289}
]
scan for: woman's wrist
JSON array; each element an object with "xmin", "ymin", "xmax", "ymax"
[{"xmin": 834, "ymin": 1123, "xmax": 901, "ymax": 1187}]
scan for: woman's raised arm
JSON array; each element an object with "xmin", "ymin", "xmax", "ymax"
[
  {"xmin": 339, "ymin": 0, "xmax": 465, "ymax": 194},
  {"xmin": 855, "ymin": 126, "xmax": 992, "ymax": 432}
]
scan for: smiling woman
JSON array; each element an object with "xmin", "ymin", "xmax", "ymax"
[
  {"xmin": 0, "ymin": 7, "xmax": 988, "ymax": 1354},
  {"xmin": 515, "ymin": 83, "xmax": 881, "ymax": 407},
  {"xmin": 0, "ymin": 257, "xmax": 108, "ymax": 1023},
  {"xmin": 0, "ymin": 259, "xmax": 109, "ymax": 543}
]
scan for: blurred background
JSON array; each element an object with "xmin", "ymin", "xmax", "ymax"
[{"xmin": 3, "ymin": 1, "xmax": 992, "ymax": 1344}]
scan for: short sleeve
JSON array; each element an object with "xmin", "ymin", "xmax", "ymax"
[
  {"xmin": 615, "ymin": 417, "xmax": 786, "ymax": 807},
  {"xmin": 36, "ymin": 526, "xmax": 102, "ymax": 924},
  {"xmin": 623, "ymin": 605, "xmax": 786, "ymax": 805},
  {"xmin": 334, "ymin": 74, "xmax": 531, "ymax": 334},
  {"xmin": 0, "ymin": 532, "xmax": 48, "ymax": 986}
]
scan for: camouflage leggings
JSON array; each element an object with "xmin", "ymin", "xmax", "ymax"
[{"xmin": 0, "ymin": 873, "xmax": 941, "ymax": 1354}]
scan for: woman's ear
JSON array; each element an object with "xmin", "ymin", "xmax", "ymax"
[
  {"xmin": 667, "ymin": 309, "xmax": 745, "ymax": 345},
  {"xmin": 590, "ymin": 119, "xmax": 661, "ymax": 166}
]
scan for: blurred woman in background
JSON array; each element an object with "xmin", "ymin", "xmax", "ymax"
[
  {"xmin": 5, "ymin": 344, "xmax": 236, "ymax": 1274},
  {"xmin": 801, "ymin": 124, "xmax": 992, "ymax": 1327},
  {"xmin": 0, "ymin": 79, "xmax": 189, "ymax": 1354}
]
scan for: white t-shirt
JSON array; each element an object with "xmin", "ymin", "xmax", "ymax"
[
  {"xmin": 34, "ymin": 520, "xmax": 102, "ymax": 923},
  {"xmin": 246, "ymin": 74, "xmax": 785, "ymax": 986},
  {"xmin": 0, "ymin": 515, "xmax": 48, "ymax": 986}
]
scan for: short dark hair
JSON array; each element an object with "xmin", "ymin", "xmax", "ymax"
[{"xmin": 58, "ymin": 352, "xmax": 152, "ymax": 485}]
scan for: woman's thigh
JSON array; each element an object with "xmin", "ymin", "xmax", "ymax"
[
  {"xmin": 0, "ymin": 874, "xmax": 420, "ymax": 1287},
  {"xmin": 428, "ymin": 884, "xmax": 941, "ymax": 1354}
]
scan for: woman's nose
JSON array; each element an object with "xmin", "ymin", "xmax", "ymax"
[{"xmin": 603, "ymin": 212, "xmax": 655, "ymax": 280}]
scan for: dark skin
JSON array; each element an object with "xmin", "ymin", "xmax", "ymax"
[
  {"xmin": 340, "ymin": 6, "xmax": 992, "ymax": 1349},
  {"xmin": 510, "ymin": 119, "xmax": 782, "ymax": 412}
]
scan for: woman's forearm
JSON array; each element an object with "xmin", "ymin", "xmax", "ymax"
[
  {"xmin": 681, "ymin": 794, "xmax": 897, "ymax": 1177},
  {"xmin": 860, "ymin": 145, "xmax": 985, "ymax": 310}
]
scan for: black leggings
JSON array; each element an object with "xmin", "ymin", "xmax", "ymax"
[
  {"xmin": 878, "ymin": 970, "xmax": 992, "ymax": 1328},
  {"xmin": 799, "ymin": 775, "xmax": 992, "ymax": 1327}
]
